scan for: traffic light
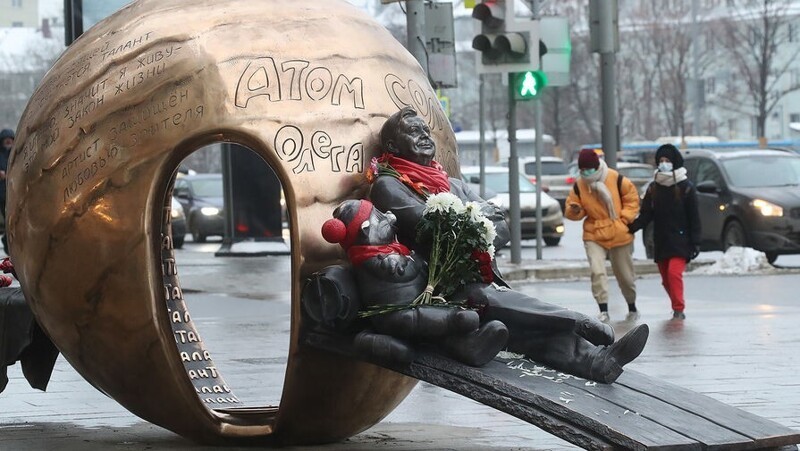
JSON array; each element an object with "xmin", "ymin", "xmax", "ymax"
[
  {"xmin": 512, "ymin": 70, "xmax": 547, "ymax": 100},
  {"xmin": 472, "ymin": 0, "xmax": 539, "ymax": 74}
]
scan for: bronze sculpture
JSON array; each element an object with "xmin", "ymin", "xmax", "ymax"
[
  {"xmin": 306, "ymin": 107, "xmax": 649, "ymax": 384},
  {"xmin": 9, "ymin": 0, "xmax": 453, "ymax": 444},
  {"xmin": 319, "ymin": 198, "xmax": 509, "ymax": 367}
]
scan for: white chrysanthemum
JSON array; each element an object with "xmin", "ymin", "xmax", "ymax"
[
  {"xmin": 480, "ymin": 217, "xmax": 497, "ymax": 246},
  {"xmin": 424, "ymin": 192, "xmax": 464, "ymax": 214},
  {"xmin": 487, "ymin": 244, "xmax": 496, "ymax": 259},
  {"xmin": 464, "ymin": 201, "xmax": 486, "ymax": 224}
]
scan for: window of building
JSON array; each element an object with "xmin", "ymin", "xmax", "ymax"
[
  {"xmin": 728, "ymin": 119, "xmax": 738, "ymax": 139},
  {"xmin": 791, "ymin": 69, "xmax": 800, "ymax": 88},
  {"xmin": 707, "ymin": 29, "xmax": 716, "ymax": 51},
  {"xmin": 708, "ymin": 119, "xmax": 718, "ymax": 136},
  {"xmin": 12, "ymin": 22, "xmax": 24, "ymax": 27},
  {"xmin": 790, "ymin": 113, "xmax": 800, "ymax": 123},
  {"xmin": 748, "ymin": 27, "xmax": 759, "ymax": 46},
  {"xmin": 12, "ymin": 0, "xmax": 23, "ymax": 7},
  {"xmin": 705, "ymin": 77, "xmax": 716, "ymax": 94}
]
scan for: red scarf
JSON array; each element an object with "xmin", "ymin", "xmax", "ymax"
[
  {"xmin": 381, "ymin": 154, "xmax": 450, "ymax": 195},
  {"xmin": 347, "ymin": 243, "xmax": 411, "ymax": 267}
]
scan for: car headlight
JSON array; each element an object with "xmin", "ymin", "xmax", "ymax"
[
  {"xmin": 200, "ymin": 207, "xmax": 220, "ymax": 216},
  {"xmin": 170, "ymin": 199, "xmax": 185, "ymax": 219},
  {"xmin": 751, "ymin": 199, "xmax": 783, "ymax": 217}
]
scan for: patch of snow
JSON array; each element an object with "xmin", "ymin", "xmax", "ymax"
[{"xmin": 691, "ymin": 246, "xmax": 774, "ymax": 275}]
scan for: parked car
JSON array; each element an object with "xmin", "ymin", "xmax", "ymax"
[
  {"xmin": 503, "ymin": 156, "xmax": 573, "ymax": 211},
  {"xmin": 617, "ymin": 162, "xmax": 655, "ymax": 194},
  {"xmin": 170, "ymin": 196, "xmax": 187, "ymax": 249},
  {"xmin": 461, "ymin": 166, "xmax": 565, "ymax": 245},
  {"xmin": 642, "ymin": 148, "xmax": 800, "ymax": 264},
  {"xmin": 173, "ymin": 173, "xmax": 225, "ymax": 243}
]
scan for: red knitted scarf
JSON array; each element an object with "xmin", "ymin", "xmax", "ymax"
[
  {"xmin": 381, "ymin": 154, "xmax": 450, "ymax": 195},
  {"xmin": 347, "ymin": 243, "xmax": 411, "ymax": 267}
]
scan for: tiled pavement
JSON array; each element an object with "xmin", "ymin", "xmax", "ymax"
[{"xmin": 1, "ymin": 249, "xmax": 799, "ymax": 450}]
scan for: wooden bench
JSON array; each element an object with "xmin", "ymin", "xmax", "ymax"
[{"xmin": 306, "ymin": 331, "xmax": 800, "ymax": 450}]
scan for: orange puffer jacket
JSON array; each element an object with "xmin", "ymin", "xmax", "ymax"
[{"xmin": 564, "ymin": 169, "xmax": 640, "ymax": 249}]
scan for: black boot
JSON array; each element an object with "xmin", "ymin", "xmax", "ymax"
[
  {"xmin": 440, "ymin": 320, "xmax": 509, "ymax": 367},
  {"xmin": 590, "ymin": 324, "xmax": 649, "ymax": 384},
  {"xmin": 575, "ymin": 317, "xmax": 615, "ymax": 346}
]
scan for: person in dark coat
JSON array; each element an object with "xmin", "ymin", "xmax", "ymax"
[
  {"xmin": 0, "ymin": 129, "xmax": 13, "ymax": 256},
  {"xmin": 629, "ymin": 144, "xmax": 701, "ymax": 320}
]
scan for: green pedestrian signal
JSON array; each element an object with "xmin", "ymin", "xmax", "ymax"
[{"xmin": 513, "ymin": 70, "xmax": 547, "ymax": 100}]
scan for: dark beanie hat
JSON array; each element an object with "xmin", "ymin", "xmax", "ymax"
[
  {"xmin": 0, "ymin": 129, "xmax": 14, "ymax": 141},
  {"xmin": 577, "ymin": 148, "xmax": 600, "ymax": 169},
  {"xmin": 655, "ymin": 144, "xmax": 683, "ymax": 169}
]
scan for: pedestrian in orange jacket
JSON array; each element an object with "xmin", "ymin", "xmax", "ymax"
[{"xmin": 565, "ymin": 149, "xmax": 641, "ymax": 323}]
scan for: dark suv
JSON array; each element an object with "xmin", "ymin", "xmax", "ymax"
[{"xmin": 676, "ymin": 148, "xmax": 800, "ymax": 264}]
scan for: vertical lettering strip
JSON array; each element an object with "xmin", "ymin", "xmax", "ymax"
[{"xmin": 161, "ymin": 206, "xmax": 242, "ymax": 406}]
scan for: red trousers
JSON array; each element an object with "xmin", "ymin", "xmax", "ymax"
[{"xmin": 657, "ymin": 257, "xmax": 687, "ymax": 313}]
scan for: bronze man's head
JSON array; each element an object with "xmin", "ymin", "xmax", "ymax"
[{"xmin": 379, "ymin": 107, "xmax": 436, "ymax": 166}]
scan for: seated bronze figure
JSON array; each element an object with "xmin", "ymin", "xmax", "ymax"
[{"xmin": 305, "ymin": 107, "xmax": 649, "ymax": 384}]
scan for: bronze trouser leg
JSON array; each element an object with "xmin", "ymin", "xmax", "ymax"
[
  {"xmin": 507, "ymin": 330, "xmax": 618, "ymax": 383},
  {"xmin": 463, "ymin": 283, "xmax": 592, "ymax": 332}
]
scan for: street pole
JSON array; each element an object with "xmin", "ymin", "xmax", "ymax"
[
  {"xmin": 508, "ymin": 74, "xmax": 522, "ymax": 264},
  {"xmin": 406, "ymin": 0, "xmax": 429, "ymax": 74},
  {"xmin": 220, "ymin": 143, "xmax": 235, "ymax": 251},
  {"xmin": 691, "ymin": 0, "xmax": 702, "ymax": 136},
  {"xmin": 532, "ymin": 0, "xmax": 543, "ymax": 260},
  {"xmin": 534, "ymin": 97, "xmax": 543, "ymax": 260},
  {"xmin": 600, "ymin": 51, "xmax": 618, "ymax": 169},
  {"xmin": 479, "ymin": 74, "xmax": 486, "ymax": 198},
  {"xmin": 592, "ymin": 0, "xmax": 619, "ymax": 170}
]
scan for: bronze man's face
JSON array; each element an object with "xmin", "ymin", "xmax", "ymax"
[{"xmin": 390, "ymin": 115, "xmax": 435, "ymax": 165}]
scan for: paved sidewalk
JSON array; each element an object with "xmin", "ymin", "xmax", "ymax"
[{"xmin": 1, "ymin": 247, "xmax": 799, "ymax": 450}]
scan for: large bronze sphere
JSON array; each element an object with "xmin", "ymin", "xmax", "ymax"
[{"xmin": 9, "ymin": 0, "xmax": 457, "ymax": 444}]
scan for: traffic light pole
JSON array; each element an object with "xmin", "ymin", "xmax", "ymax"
[
  {"xmin": 508, "ymin": 74, "xmax": 522, "ymax": 265},
  {"xmin": 534, "ymin": 87, "xmax": 544, "ymax": 260},
  {"xmin": 600, "ymin": 51, "xmax": 618, "ymax": 169},
  {"xmin": 592, "ymin": 0, "xmax": 619, "ymax": 169},
  {"xmin": 479, "ymin": 74, "xmax": 487, "ymax": 198},
  {"xmin": 532, "ymin": 0, "xmax": 543, "ymax": 261}
]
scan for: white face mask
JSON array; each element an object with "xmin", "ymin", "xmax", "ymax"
[{"xmin": 658, "ymin": 162, "xmax": 673, "ymax": 172}]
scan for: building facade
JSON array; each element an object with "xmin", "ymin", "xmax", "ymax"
[{"xmin": 1, "ymin": 0, "xmax": 38, "ymax": 27}]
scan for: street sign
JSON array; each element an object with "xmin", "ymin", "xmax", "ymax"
[
  {"xmin": 426, "ymin": 2, "xmax": 458, "ymax": 88},
  {"xmin": 540, "ymin": 17, "xmax": 571, "ymax": 87}
]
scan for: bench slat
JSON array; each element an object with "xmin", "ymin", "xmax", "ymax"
[
  {"xmin": 304, "ymin": 332, "xmax": 800, "ymax": 451},
  {"xmin": 416, "ymin": 353, "xmax": 700, "ymax": 451},
  {"xmin": 616, "ymin": 371, "xmax": 800, "ymax": 449}
]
